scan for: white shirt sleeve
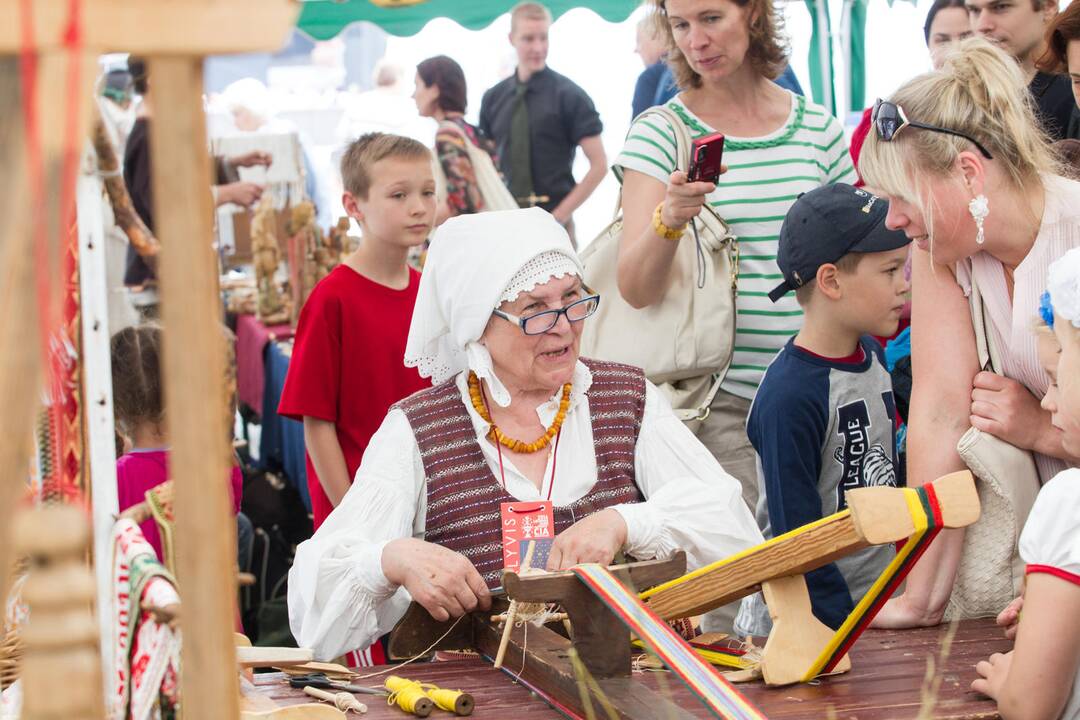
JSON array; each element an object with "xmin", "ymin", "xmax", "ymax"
[
  {"xmin": 611, "ymin": 382, "xmax": 764, "ymax": 572},
  {"xmin": 1019, "ymin": 468, "xmax": 1080, "ymax": 579},
  {"xmin": 287, "ymin": 408, "xmax": 425, "ymax": 661}
]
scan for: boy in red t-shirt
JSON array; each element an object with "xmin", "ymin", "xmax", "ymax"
[{"xmin": 279, "ymin": 133, "xmax": 434, "ymax": 534}]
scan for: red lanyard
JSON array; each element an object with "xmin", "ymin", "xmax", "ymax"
[{"xmin": 483, "ymin": 384, "xmax": 562, "ymax": 500}]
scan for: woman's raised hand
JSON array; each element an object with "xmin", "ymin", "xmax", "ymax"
[
  {"xmin": 660, "ymin": 170, "xmax": 718, "ymax": 230},
  {"xmin": 381, "ymin": 538, "xmax": 491, "ymax": 622}
]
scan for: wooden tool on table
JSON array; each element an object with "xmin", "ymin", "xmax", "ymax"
[
  {"xmin": 641, "ymin": 470, "xmax": 980, "ymax": 685},
  {"xmin": 303, "ymin": 686, "xmax": 367, "ymax": 714}
]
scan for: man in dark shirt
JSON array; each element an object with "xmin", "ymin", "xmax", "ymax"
[
  {"xmin": 479, "ymin": 2, "xmax": 605, "ymax": 242},
  {"xmin": 967, "ymin": 0, "xmax": 1078, "ymax": 140}
]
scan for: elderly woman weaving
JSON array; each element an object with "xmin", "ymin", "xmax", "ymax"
[{"xmin": 288, "ymin": 208, "xmax": 762, "ymax": 661}]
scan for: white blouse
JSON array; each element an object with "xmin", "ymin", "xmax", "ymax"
[
  {"xmin": 288, "ymin": 361, "xmax": 764, "ymax": 660},
  {"xmin": 1019, "ymin": 468, "xmax": 1080, "ymax": 720},
  {"xmin": 956, "ymin": 174, "xmax": 1080, "ymax": 482}
]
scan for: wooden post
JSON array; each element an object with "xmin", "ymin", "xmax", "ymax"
[
  {"xmin": 148, "ymin": 55, "xmax": 239, "ymax": 720},
  {"xmin": 76, "ymin": 169, "xmax": 122, "ymax": 706},
  {"xmin": 0, "ymin": 56, "xmax": 40, "ymax": 610}
]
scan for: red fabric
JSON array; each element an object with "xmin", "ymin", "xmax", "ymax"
[
  {"xmin": 278, "ymin": 265, "xmax": 428, "ymax": 529},
  {"xmin": 116, "ymin": 449, "xmax": 243, "ymax": 562},
  {"xmin": 235, "ymin": 314, "xmax": 293, "ymax": 416},
  {"xmin": 1026, "ymin": 563, "xmax": 1080, "ymax": 586},
  {"xmin": 849, "ymin": 107, "xmax": 873, "ymax": 187},
  {"xmin": 873, "ymin": 317, "xmax": 911, "ymax": 349},
  {"xmin": 794, "ymin": 343, "xmax": 866, "ymax": 364}
]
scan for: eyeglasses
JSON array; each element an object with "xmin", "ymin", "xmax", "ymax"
[
  {"xmin": 872, "ymin": 99, "xmax": 994, "ymax": 160},
  {"xmin": 492, "ymin": 289, "xmax": 601, "ymax": 336}
]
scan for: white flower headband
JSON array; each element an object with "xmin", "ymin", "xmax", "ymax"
[{"xmin": 1046, "ymin": 247, "xmax": 1080, "ymax": 329}]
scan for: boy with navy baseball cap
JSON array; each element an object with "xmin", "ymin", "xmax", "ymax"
[{"xmin": 735, "ymin": 183, "xmax": 911, "ymax": 638}]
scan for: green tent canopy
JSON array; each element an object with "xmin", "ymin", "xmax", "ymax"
[{"xmin": 297, "ymin": 0, "xmax": 640, "ymax": 40}]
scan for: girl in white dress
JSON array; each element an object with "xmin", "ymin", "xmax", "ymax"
[{"xmin": 972, "ymin": 247, "xmax": 1080, "ymax": 719}]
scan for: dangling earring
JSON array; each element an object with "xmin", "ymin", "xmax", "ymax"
[{"xmin": 969, "ymin": 194, "xmax": 989, "ymax": 245}]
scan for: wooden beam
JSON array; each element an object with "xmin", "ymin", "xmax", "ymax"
[
  {"xmin": 503, "ymin": 552, "xmax": 687, "ymax": 602},
  {"xmin": 644, "ymin": 473, "xmax": 979, "ymax": 620},
  {"xmin": 0, "ymin": 0, "xmax": 299, "ymax": 55},
  {"xmin": 148, "ymin": 55, "xmax": 238, "ymax": 720},
  {"xmin": 76, "ymin": 170, "xmax": 124, "ymax": 707},
  {"xmin": 0, "ymin": 56, "xmax": 38, "ymax": 615},
  {"xmin": 0, "ymin": 46, "xmax": 96, "ymax": 603},
  {"xmin": 645, "ymin": 511, "xmax": 867, "ymax": 620}
]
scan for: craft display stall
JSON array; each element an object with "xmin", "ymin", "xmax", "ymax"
[
  {"xmin": 247, "ymin": 619, "xmax": 1011, "ymax": 720},
  {"xmin": 0, "ymin": 4, "xmax": 1012, "ymax": 720}
]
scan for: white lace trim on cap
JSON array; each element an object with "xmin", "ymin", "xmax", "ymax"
[{"xmin": 499, "ymin": 251, "xmax": 581, "ymax": 306}]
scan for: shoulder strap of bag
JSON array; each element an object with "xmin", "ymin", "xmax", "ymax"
[{"xmin": 967, "ymin": 264, "xmax": 1002, "ymax": 374}]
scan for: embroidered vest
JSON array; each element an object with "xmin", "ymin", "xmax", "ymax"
[{"xmin": 395, "ymin": 358, "xmax": 647, "ymax": 589}]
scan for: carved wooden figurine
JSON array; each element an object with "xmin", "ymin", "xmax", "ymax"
[{"xmin": 252, "ymin": 196, "xmax": 290, "ymax": 325}]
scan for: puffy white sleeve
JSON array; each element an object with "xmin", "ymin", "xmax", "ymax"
[
  {"xmin": 611, "ymin": 382, "xmax": 764, "ymax": 572},
  {"xmin": 1020, "ymin": 468, "xmax": 1080, "ymax": 582},
  {"xmin": 287, "ymin": 408, "xmax": 426, "ymax": 661}
]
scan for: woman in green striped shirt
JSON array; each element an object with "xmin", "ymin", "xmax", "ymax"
[{"xmin": 614, "ymin": 0, "xmax": 856, "ymax": 512}]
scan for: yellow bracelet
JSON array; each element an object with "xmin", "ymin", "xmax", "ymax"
[{"xmin": 652, "ymin": 203, "xmax": 685, "ymax": 241}]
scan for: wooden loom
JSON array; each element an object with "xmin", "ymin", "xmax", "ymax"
[
  {"xmin": 389, "ymin": 471, "xmax": 980, "ymax": 718},
  {"xmin": 0, "ymin": 1, "xmax": 299, "ymax": 717}
]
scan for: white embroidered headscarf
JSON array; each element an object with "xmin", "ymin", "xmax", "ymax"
[{"xmin": 404, "ymin": 208, "xmax": 583, "ymax": 407}]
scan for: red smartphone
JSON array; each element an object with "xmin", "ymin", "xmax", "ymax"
[{"xmin": 688, "ymin": 132, "xmax": 725, "ymax": 184}]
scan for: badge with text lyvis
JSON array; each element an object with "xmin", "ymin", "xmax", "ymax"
[{"xmin": 500, "ymin": 501, "xmax": 555, "ymax": 573}]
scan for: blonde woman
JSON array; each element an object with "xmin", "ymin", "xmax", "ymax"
[
  {"xmin": 859, "ymin": 38, "xmax": 1080, "ymax": 628},
  {"xmin": 615, "ymin": 0, "xmax": 856, "ymax": 509}
]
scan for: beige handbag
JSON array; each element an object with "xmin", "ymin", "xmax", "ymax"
[
  {"xmin": 947, "ymin": 267, "xmax": 1041, "ymax": 620},
  {"xmin": 433, "ymin": 121, "xmax": 519, "ymax": 212},
  {"xmin": 579, "ymin": 105, "xmax": 738, "ymax": 426}
]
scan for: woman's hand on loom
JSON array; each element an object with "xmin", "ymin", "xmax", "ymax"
[
  {"xmin": 381, "ymin": 538, "xmax": 491, "ymax": 622},
  {"xmin": 971, "ymin": 650, "xmax": 1013, "ymax": 700},
  {"xmin": 546, "ymin": 508, "xmax": 627, "ymax": 571},
  {"xmin": 970, "ymin": 371, "xmax": 1046, "ymax": 451},
  {"xmin": 996, "ymin": 596, "xmax": 1023, "ymax": 640}
]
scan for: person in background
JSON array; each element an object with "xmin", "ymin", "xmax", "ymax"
[
  {"xmin": 123, "ymin": 57, "xmax": 270, "ymax": 319},
  {"xmin": 277, "ymin": 133, "xmax": 434, "ymax": 664},
  {"xmin": 972, "ymin": 249, "xmax": 1080, "ymax": 720},
  {"xmin": 615, "ymin": 0, "xmax": 856, "ymax": 523},
  {"xmin": 860, "ymin": 39, "xmax": 1080, "ymax": 629},
  {"xmin": 111, "ymin": 324, "xmax": 245, "ymax": 566},
  {"xmin": 851, "ymin": 0, "xmax": 972, "ymax": 180},
  {"xmin": 632, "ymin": 10, "xmax": 803, "ymax": 120},
  {"xmin": 479, "ymin": 2, "xmax": 606, "ymax": 245},
  {"xmin": 1037, "ymin": 0, "xmax": 1080, "ymax": 113},
  {"xmin": 735, "ymin": 185, "xmax": 909, "ymax": 638},
  {"xmin": 967, "ymin": 0, "xmax": 1078, "ymax": 140},
  {"xmin": 632, "ymin": 12, "xmax": 679, "ymax": 118},
  {"xmin": 221, "ymin": 77, "xmax": 332, "ymax": 229},
  {"xmin": 413, "ymin": 55, "xmax": 511, "ymax": 223}
]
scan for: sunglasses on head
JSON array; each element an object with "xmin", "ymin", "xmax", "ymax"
[{"xmin": 872, "ymin": 99, "xmax": 993, "ymax": 160}]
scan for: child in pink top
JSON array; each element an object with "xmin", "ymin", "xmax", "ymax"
[{"xmin": 112, "ymin": 325, "xmax": 243, "ymax": 562}]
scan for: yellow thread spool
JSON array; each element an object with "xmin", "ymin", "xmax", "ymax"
[
  {"xmin": 385, "ymin": 675, "xmax": 434, "ymax": 717},
  {"xmin": 426, "ymin": 686, "xmax": 475, "ymax": 716}
]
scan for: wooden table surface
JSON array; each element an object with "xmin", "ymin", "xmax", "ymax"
[{"xmin": 250, "ymin": 618, "xmax": 1010, "ymax": 719}]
